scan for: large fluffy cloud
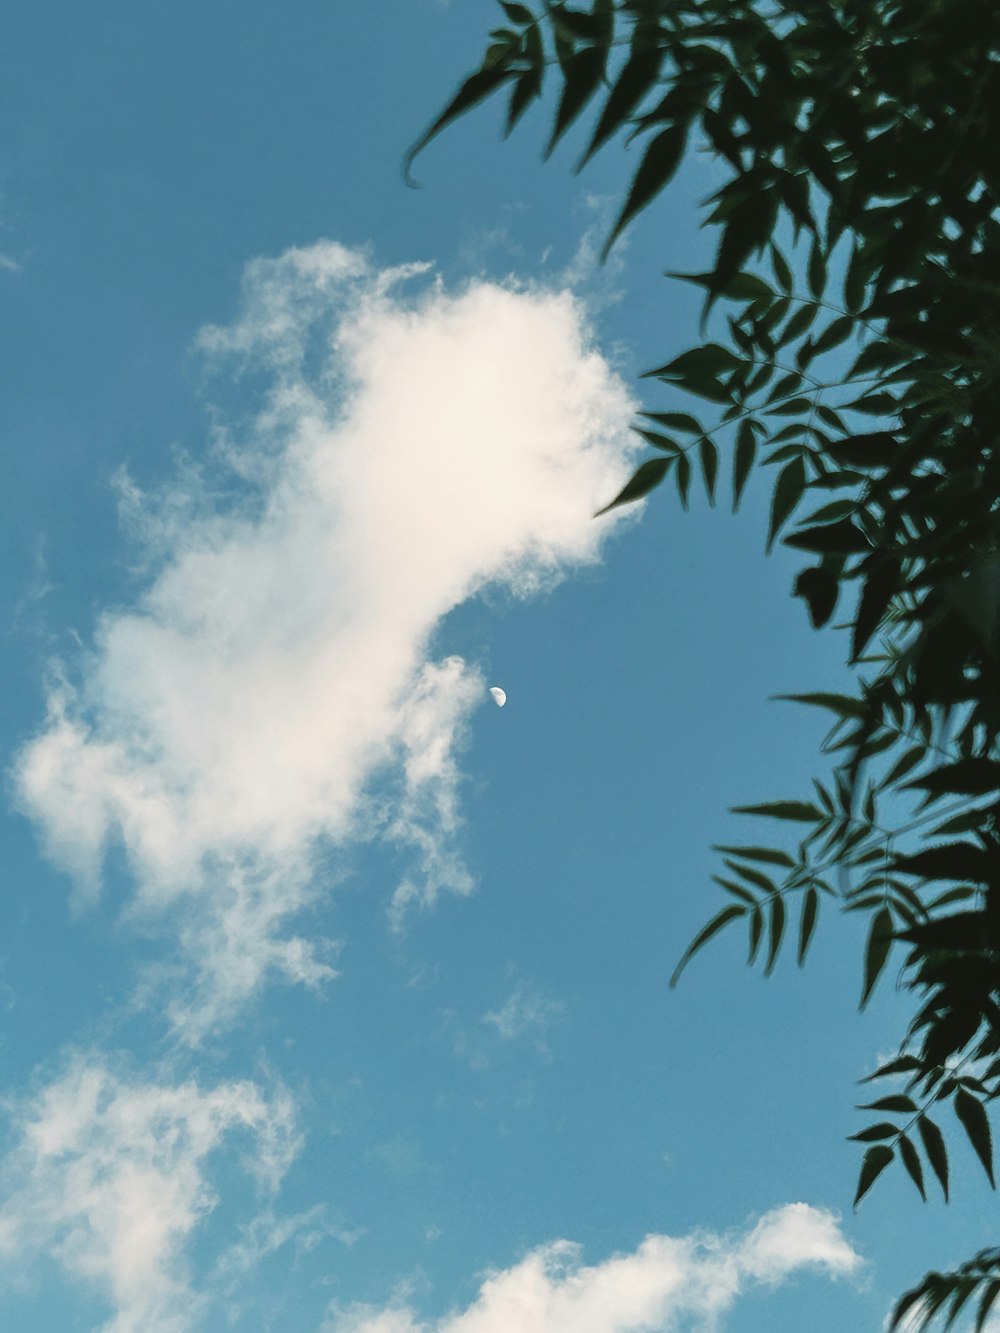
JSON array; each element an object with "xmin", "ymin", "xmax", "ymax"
[
  {"xmin": 0, "ymin": 1056, "xmax": 299, "ymax": 1333},
  {"xmin": 13, "ymin": 241, "xmax": 637, "ymax": 1036},
  {"xmin": 324, "ymin": 1204, "xmax": 861, "ymax": 1333}
]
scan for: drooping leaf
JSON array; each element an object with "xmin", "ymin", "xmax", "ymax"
[
  {"xmin": 917, "ymin": 1115, "xmax": 949, "ymax": 1201},
  {"xmin": 766, "ymin": 455, "xmax": 806, "ymax": 552},
  {"xmin": 545, "ymin": 45, "xmax": 607, "ymax": 157},
  {"xmin": 670, "ymin": 904, "xmax": 746, "ymax": 987},
  {"xmin": 854, "ymin": 1143, "xmax": 894, "ymax": 1207},
  {"xmin": 798, "ymin": 886, "xmax": 819, "ymax": 965},
  {"xmin": 764, "ymin": 893, "xmax": 785, "ymax": 975},
  {"xmin": 770, "ymin": 243, "xmax": 792, "ymax": 293},
  {"xmin": 861, "ymin": 905, "xmax": 894, "ymax": 1009},
  {"xmin": 811, "ymin": 315, "xmax": 855, "ymax": 356},
  {"xmin": 698, "ymin": 436, "xmax": 718, "ymax": 503},
  {"xmin": 732, "ymin": 418, "xmax": 758, "ymax": 511},
  {"xmin": 852, "ymin": 561, "xmax": 898, "ymax": 662},
  {"xmin": 594, "ymin": 456, "xmax": 672, "ymax": 516},
  {"xmin": 603, "ymin": 123, "xmax": 688, "ymax": 257},
  {"xmin": 794, "ymin": 565, "xmax": 839, "ymax": 628},
  {"xmin": 954, "ymin": 1088, "xmax": 995, "ymax": 1188},
  {"xmin": 808, "ymin": 235, "xmax": 827, "ymax": 298},
  {"xmin": 579, "ymin": 44, "xmax": 664, "ymax": 169},
  {"xmin": 898, "ymin": 1133, "xmax": 927, "ymax": 1201},
  {"xmin": 405, "ymin": 66, "xmax": 519, "ymax": 184},
  {"xmin": 849, "ymin": 1122, "xmax": 900, "ymax": 1142},
  {"xmin": 976, "ymin": 1279, "xmax": 1000, "ymax": 1332}
]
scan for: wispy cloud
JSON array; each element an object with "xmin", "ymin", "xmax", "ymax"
[
  {"xmin": 322, "ymin": 1203, "xmax": 862, "ymax": 1333},
  {"xmin": 12, "ymin": 240, "xmax": 637, "ymax": 1038},
  {"xmin": 0, "ymin": 1054, "xmax": 299, "ymax": 1333}
]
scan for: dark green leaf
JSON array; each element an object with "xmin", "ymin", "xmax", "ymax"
[
  {"xmin": 770, "ymin": 243, "xmax": 792, "ymax": 293},
  {"xmin": 545, "ymin": 45, "xmax": 607, "ymax": 157},
  {"xmin": 860, "ymin": 1095, "xmax": 918, "ymax": 1114},
  {"xmin": 898, "ymin": 1133, "xmax": 926, "ymax": 1201},
  {"xmin": 811, "ymin": 315, "xmax": 854, "ymax": 356},
  {"xmin": 777, "ymin": 303, "xmax": 818, "ymax": 347},
  {"xmin": 784, "ymin": 519, "xmax": 870, "ymax": 555},
  {"xmin": 505, "ymin": 66, "xmax": 543, "ymax": 136},
  {"xmin": 633, "ymin": 428, "xmax": 683, "ymax": 453},
  {"xmin": 917, "ymin": 1115, "xmax": 949, "ymax": 1201},
  {"xmin": 808, "ymin": 237, "xmax": 827, "ymax": 299},
  {"xmin": 732, "ymin": 801, "xmax": 823, "ymax": 822},
  {"xmin": 732, "ymin": 419, "xmax": 757, "ymax": 511},
  {"xmin": 713, "ymin": 844, "xmax": 796, "ymax": 867},
  {"xmin": 670, "ymin": 904, "xmax": 746, "ymax": 987},
  {"xmin": 594, "ymin": 457, "xmax": 671, "ymax": 516},
  {"xmin": 675, "ymin": 451, "xmax": 691, "ymax": 508},
  {"xmin": 642, "ymin": 344, "xmax": 741, "ymax": 379},
  {"xmin": 976, "ymin": 1280, "xmax": 1000, "ymax": 1332},
  {"xmin": 580, "ymin": 46, "xmax": 664, "ymax": 169},
  {"xmin": 798, "ymin": 886, "xmax": 819, "ymax": 965},
  {"xmin": 861, "ymin": 905, "xmax": 893, "ymax": 1009},
  {"xmin": 905, "ymin": 758, "xmax": 1000, "ymax": 798},
  {"xmin": 828, "ymin": 432, "xmax": 898, "ymax": 469},
  {"xmin": 765, "ymin": 893, "xmax": 785, "ymax": 975},
  {"xmin": 854, "ymin": 1144, "xmax": 894, "ymax": 1207},
  {"xmin": 849, "ymin": 1121, "xmax": 900, "ymax": 1142},
  {"xmin": 893, "ymin": 843, "xmax": 988, "ymax": 883},
  {"xmin": 776, "ymin": 692, "xmax": 865, "ymax": 719},
  {"xmin": 748, "ymin": 904, "xmax": 764, "ymax": 964},
  {"xmin": 794, "ymin": 565, "xmax": 839, "ymax": 628},
  {"xmin": 665, "ymin": 270, "xmax": 773, "ymax": 302},
  {"xmin": 500, "ymin": 1, "xmax": 533, "ymax": 21},
  {"xmin": 603, "ymin": 123, "xmax": 688, "ymax": 257},
  {"xmin": 954, "ymin": 1088, "xmax": 995, "ymax": 1188},
  {"xmin": 639, "ymin": 410, "xmax": 703, "ymax": 433},
  {"xmin": 766, "ymin": 455, "xmax": 806, "ymax": 552},
  {"xmin": 861, "ymin": 1055, "xmax": 922, "ymax": 1082},
  {"xmin": 698, "ymin": 437, "xmax": 718, "ymax": 503},
  {"xmin": 852, "ymin": 561, "xmax": 898, "ymax": 661},
  {"xmin": 405, "ymin": 66, "xmax": 518, "ymax": 184}
]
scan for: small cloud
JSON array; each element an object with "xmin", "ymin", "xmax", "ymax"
[{"xmin": 482, "ymin": 979, "xmax": 565, "ymax": 1048}]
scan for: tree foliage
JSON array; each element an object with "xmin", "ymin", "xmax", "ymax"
[{"xmin": 409, "ymin": 1, "xmax": 1000, "ymax": 1325}]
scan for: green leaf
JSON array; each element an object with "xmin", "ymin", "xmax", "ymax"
[
  {"xmin": 976, "ymin": 1280, "xmax": 1000, "ymax": 1332},
  {"xmin": 639, "ymin": 410, "xmax": 703, "ymax": 433},
  {"xmin": 798, "ymin": 886, "xmax": 819, "ymax": 965},
  {"xmin": 807, "ymin": 236, "xmax": 827, "ymax": 299},
  {"xmin": 765, "ymin": 395, "xmax": 814, "ymax": 417},
  {"xmin": 842, "ymin": 391, "xmax": 900, "ymax": 417},
  {"xmin": 854, "ymin": 1144, "xmax": 894, "ymax": 1207},
  {"xmin": 784, "ymin": 519, "xmax": 870, "ymax": 555},
  {"xmin": 777, "ymin": 303, "xmax": 818, "ymax": 347},
  {"xmin": 828, "ymin": 432, "xmax": 898, "ymax": 469},
  {"xmin": 860, "ymin": 1095, "xmax": 918, "ymax": 1114},
  {"xmin": 666, "ymin": 269, "xmax": 774, "ymax": 302},
  {"xmin": 770, "ymin": 243, "xmax": 792, "ymax": 293},
  {"xmin": 881, "ymin": 747, "xmax": 925, "ymax": 789},
  {"xmin": 861, "ymin": 1055, "xmax": 922, "ymax": 1082},
  {"xmin": 905, "ymin": 758, "xmax": 1000, "ymax": 798},
  {"xmin": 633, "ymin": 428, "xmax": 683, "ymax": 453},
  {"xmin": 849, "ymin": 1121, "xmax": 900, "ymax": 1142},
  {"xmin": 732, "ymin": 801, "xmax": 823, "ymax": 822},
  {"xmin": 811, "ymin": 315, "xmax": 854, "ymax": 356},
  {"xmin": 594, "ymin": 456, "xmax": 672, "ymax": 516},
  {"xmin": 732, "ymin": 419, "xmax": 757, "ymax": 512},
  {"xmin": 861, "ymin": 905, "xmax": 893, "ymax": 1009},
  {"xmin": 764, "ymin": 894, "xmax": 785, "ymax": 975},
  {"xmin": 893, "ymin": 843, "xmax": 988, "ymax": 883},
  {"xmin": 843, "ymin": 241, "xmax": 869, "ymax": 313},
  {"xmin": 954, "ymin": 1089, "xmax": 995, "ymax": 1188},
  {"xmin": 505, "ymin": 66, "xmax": 543, "ymax": 136},
  {"xmin": 898, "ymin": 1134, "xmax": 926, "ymax": 1201},
  {"xmin": 794, "ymin": 566, "xmax": 839, "ymax": 628},
  {"xmin": 642, "ymin": 344, "xmax": 741, "ymax": 379},
  {"xmin": 670, "ymin": 904, "xmax": 746, "ymax": 987},
  {"xmin": 545, "ymin": 45, "xmax": 607, "ymax": 157},
  {"xmin": 698, "ymin": 437, "xmax": 718, "ymax": 503},
  {"xmin": 713, "ymin": 844, "xmax": 796, "ymax": 867},
  {"xmin": 747, "ymin": 904, "xmax": 764, "ymax": 964},
  {"xmin": 776, "ymin": 692, "xmax": 864, "ymax": 719},
  {"xmin": 766, "ymin": 455, "xmax": 806, "ymax": 552},
  {"xmin": 917, "ymin": 1115, "xmax": 949, "ymax": 1201},
  {"xmin": 405, "ymin": 66, "xmax": 518, "ymax": 184},
  {"xmin": 580, "ymin": 45, "xmax": 664, "ymax": 169},
  {"xmin": 603, "ymin": 123, "xmax": 688, "ymax": 257},
  {"xmin": 500, "ymin": 1, "xmax": 533, "ymax": 23},
  {"xmin": 852, "ymin": 561, "xmax": 898, "ymax": 662}
]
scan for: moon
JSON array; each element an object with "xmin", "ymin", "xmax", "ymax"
[{"xmin": 489, "ymin": 686, "xmax": 506, "ymax": 708}]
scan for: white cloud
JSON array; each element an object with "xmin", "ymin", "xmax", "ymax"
[
  {"xmin": 0, "ymin": 1055, "xmax": 300, "ymax": 1333},
  {"xmin": 12, "ymin": 240, "xmax": 637, "ymax": 1037},
  {"xmin": 482, "ymin": 978, "xmax": 564, "ymax": 1045},
  {"xmin": 323, "ymin": 1204, "xmax": 861, "ymax": 1333}
]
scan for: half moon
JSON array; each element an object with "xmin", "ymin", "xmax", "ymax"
[{"xmin": 489, "ymin": 686, "xmax": 507, "ymax": 708}]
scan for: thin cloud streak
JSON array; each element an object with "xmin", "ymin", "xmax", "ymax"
[{"xmin": 13, "ymin": 240, "xmax": 638, "ymax": 1038}]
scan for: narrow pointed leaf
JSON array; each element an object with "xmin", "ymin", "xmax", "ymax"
[
  {"xmin": 545, "ymin": 45, "xmax": 607, "ymax": 158},
  {"xmin": 603, "ymin": 124, "xmax": 688, "ymax": 257},
  {"xmin": 766, "ymin": 455, "xmax": 806, "ymax": 552},
  {"xmin": 854, "ymin": 1144, "xmax": 894, "ymax": 1207},
  {"xmin": 954, "ymin": 1089, "xmax": 995, "ymax": 1187},
  {"xmin": 898, "ymin": 1134, "xmax": 926, "ymax": 1200},
  {"xmin": 594, "ymin": 457, "xmax": 671, "ymax": 516},
  {"xmin": 405, "ymin": 67, "xmax": 517, "ymax": 184},
  {"xmin": 580, "ymin": 46, "xmax": 664, "ymax": 169},
  {"xmin": 732, "ymin": 801, "xmax": 823, "ymax": 822},
  {"xmin": 798, "ymin": 886, "xmax": 819, "ymax": 965},
  {"xmin": 917, "ymin": 1115, "xmax": 949, "ymax": 1200},
  {"xmin": 764, "ymin": 894, "xmax": 785, "ymax": 975},
  {"xmin": 976, "ymin": 1280, "xmax": 1000, "ymax": 1332},
  {"xmin": 861, "ymin": 905, "xmax": 893, "ymax": 1009},
  {"xmin": 698, "ymin": 437, "xmax": 718, "ymax": 503},
  {"xmin": 670, "ymin": 904, "xmax": 745, "ymax": 987},
  {"xmin": 732, "ymin": 419, "xmax": 757, "ymax": 511}
]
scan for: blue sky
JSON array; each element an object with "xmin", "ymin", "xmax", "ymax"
[{"xmin": 0, "ymin": 3, "xmax": 995, "ymax": 1331}]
